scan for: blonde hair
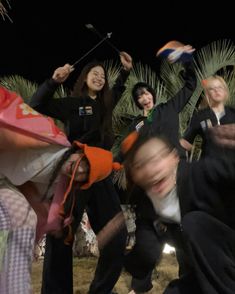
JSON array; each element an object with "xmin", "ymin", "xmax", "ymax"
[{"xmin": 200, "ymin": 75, "xmax": 229, "ymax": 108}]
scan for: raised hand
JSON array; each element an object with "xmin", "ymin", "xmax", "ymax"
[
  {"xmin": 52, "ymin": 63, "xmax": 74, "ymax": 83},
  {"xmin": 120, "ymin": 51, "xmax": 133, "ymax": 71}
]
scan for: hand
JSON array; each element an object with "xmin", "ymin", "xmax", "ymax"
[
  {"xmin": 210, "ymin": 124, "xmax": 235, "ymax": 148},
  {"xmin": 168, "ymin": 45, "xmax": 195, "ymax": 63},
  {"xmin": 120, "ymin": 51, "xmax": 133, "ymax": 71},
  {"xmin": 52, "ymin": 63, "xmax": 74, "ymax": 83},
  {"xmin": 180, "ymin": 138, "xmax": 193, "ymax": 151}
]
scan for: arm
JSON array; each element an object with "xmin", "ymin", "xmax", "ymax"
[
  {"xmin": 168, "ymin": 60, "xmax": 197, "ymax": 113},
  {"xmin": 182, "ymin": 111, "xmax": 201, "ymax": 146},
  {"xmin": 111, "ymin": 52, "xmax": 133, "ymax": 106},
  {"xmin": 29, "ymin": 64, "xmax": 73, "ymax": 120},
  {"xmin": 178, "ymin": 154, "xmax": 235, "ymax": 212}
]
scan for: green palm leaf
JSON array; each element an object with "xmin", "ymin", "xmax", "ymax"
[
  {"xmin": 0, "ymin": 75, "xmax": 68, "ymax": 102},
  {"xmin": 0, "ymin": 0, "xmax": 12, "ymax": 22},
  {"xmin": 0, "ymin": 75, "xmax": 39, "ymax": 103}
]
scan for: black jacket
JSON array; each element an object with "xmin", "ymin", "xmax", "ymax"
[
  {"xmin": 183, "ymin": 105, "xmax": 235, "ymax": 157},
  {"xmin": 29, "ymin": 69, "xmax": 130, "ymax": 149},
  {"xmin": 139, "ymin": 61, "xmax": 197, "ymax": 156},
  {"xmin": 178, "ymin": 154, "xmax": 235, "ymax": 229},
  {"xmin": 128, "ymin": 62, "xmax": 197, "ymax": 218}
]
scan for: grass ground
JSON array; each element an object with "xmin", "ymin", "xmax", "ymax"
[{"xmin": 32, "ymin": 253, "xmax": 178, "ymax": 293}]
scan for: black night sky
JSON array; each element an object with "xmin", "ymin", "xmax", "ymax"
[{"xmin": 1, "ymin": 0, "xmax": 234, "ymax": 89}]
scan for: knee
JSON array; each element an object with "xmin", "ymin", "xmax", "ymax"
[{"xmin": 130, "ymin": 243, "xmax": 158, "ymax": 270}]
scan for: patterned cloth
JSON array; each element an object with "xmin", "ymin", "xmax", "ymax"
[{"xmin": 0, "ymin": 182, "xmax": 37, "ymax": 294}]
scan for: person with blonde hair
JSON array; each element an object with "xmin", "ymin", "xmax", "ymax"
[{"xmin": 182, "ymin": 75, "xmax": 235, "ymax": 158}]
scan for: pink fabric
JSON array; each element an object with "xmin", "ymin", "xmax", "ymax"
[
  {"xmin": 0, "ymin": 86, "xmax": 70, "ymax": 148},
  {"xmin": 0, "ymin": 86, "xmax": 71, "ymax": 240}
]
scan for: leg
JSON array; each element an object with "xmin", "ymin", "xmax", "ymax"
[
  {"xmin": 41, "ymin": 189, "xmax": 90, "ymax": 294},
  {"xmin": 163, "ymin": 273, "xmax": 201, "ymax": 294},
  {"xmin": 0, "ymin": 187, "xmax": 37, "ymax": 294},
  {"xmin": 130, "ymin": 272, "xmax": 153, "ymax": 293},
  {"xmin": 125, "ymin": 218, "xmax": 164, "ymax": 292},
  {"xmin": 182, "ymin": 211, "xmax": 235, "ymax": 294},
  {"xmin": 86, "ymin": 177, "xmax": 128, "ymax": 294}
]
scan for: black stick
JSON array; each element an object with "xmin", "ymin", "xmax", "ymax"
[
  {"xmin": 85, "ymin": 23, "xmax": 120, "ymax": 54},
  {"xmin": 72, "ymin": 35, "xmax": 110, "ymax": 67}
]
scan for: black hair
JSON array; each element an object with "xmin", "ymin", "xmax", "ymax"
[
  {"xmin": 124, "ymin": 127, "xmax": 176, "ymax": 181},
  {"xmin": 41, "ymin": 145, "xmax": 78, "ymax": 201},
  {"xmin": 131, "ymin": 82, "xmax": 156, "ymax": 109}
]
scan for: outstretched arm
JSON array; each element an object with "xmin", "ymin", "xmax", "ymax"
[
  {"xmin": 29, "ymin": 64, "xmax": 73, "ymax": 109},
  {"xmin": 167, "ymin": 45, "xmax": 197, "ymax": 113},
  {"xmin": 112, "ymin": 51, "xmax": 133, "ymax": 106},
  {"xmin": 29, "ymin": 64, "xmax": 74, "ymax": 120}
]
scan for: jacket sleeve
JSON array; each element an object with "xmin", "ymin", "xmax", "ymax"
[
  {"xmin": 28, "ymin": 78, "xmax": 68, "ymax": 121},
  {"xmin": 168, "ymin": 61, "xmax": 197, "ymax": 113},
  {"xmin": 183, "ymin": 111, "xmax": 201, "ymax": 144},
  {"xmin": 111, "ymin": 68, "xmax": 130, "ymax": 107},
  {"xmin": 178, "ymin": 154, "xmax": 235, "ymax": 215}
]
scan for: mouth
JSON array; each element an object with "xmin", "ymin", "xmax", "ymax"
[
  {"xmin": 93, "ymin": 81, "xmax": 103, "ymax": 87},
  {"xmin": 143, "ymin": 102, "xmax": 152, "ymax": 109},
  {"xmin": 148, "ymin": 177, "xmax": 167, "ymax": 193}
]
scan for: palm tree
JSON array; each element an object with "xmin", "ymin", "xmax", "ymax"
[{"xmin": 0, "ymin": 0, "xmax": 12, "ymax": 22}]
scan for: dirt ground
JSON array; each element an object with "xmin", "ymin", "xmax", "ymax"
[{"xmin": 32, "ymin": 253, "xmax": 178, "ymax": 293}]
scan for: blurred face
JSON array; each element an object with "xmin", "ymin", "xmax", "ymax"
[
  {"xmin": 206, "ymin": 79, "xmax": 228, "ymax": 106},
  {"xmin": 137, "ymin": 89, "xmax": 154, "ymax": 112},
  {"xmin": 130, "ymin": 138, "xmax": 178, "ymax": 198},
  {"xmin": 86, "ymin": 66, "xmax": 106, "ymax": 97}
]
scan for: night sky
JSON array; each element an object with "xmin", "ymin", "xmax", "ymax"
[{"xmin": 1, "ymin": 0, "xmax": 234, "ymax": 89}]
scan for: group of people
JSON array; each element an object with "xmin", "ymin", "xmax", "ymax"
[{"xmin": 0, "ymin": 40, "xmax": 235, "ymax": 294}]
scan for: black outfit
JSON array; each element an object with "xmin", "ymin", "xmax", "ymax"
[
  {"xmin": 140, "ymin": 61, "xmax": 196, "ymax": 156},
  {"xmin": 127, "ymin": 149, "xmax": 235, "ymax": 294},
  {"xmin": 183, "ymin": 105, "xmax": 235, "ymax": 157},
  {"xmin": 124, "ymin": 61, "xmax": 197, "ymax": 292},
  {"xmin": 164, "ymin": 153, "xmax": 235, "ymax": 294},
  {"xmin": 29, "ymin": 69, "xmax": 130, "ymax": 294}
]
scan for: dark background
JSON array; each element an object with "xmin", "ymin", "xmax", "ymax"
[{"xmin": 1, "ymin": 0, "xmax": 234, "ymax": 89}]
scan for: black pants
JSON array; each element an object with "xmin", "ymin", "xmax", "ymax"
[
  {"xmin": 41, "ymin": 177, "xmax": 128, "ymax": 294},
  {"xmin": 179, "ymin": 211, "xmax": 235, "ymax": 294},
  {"xmin": 124, "ymin": 218, "xmax": 189, "ymax": 292}
]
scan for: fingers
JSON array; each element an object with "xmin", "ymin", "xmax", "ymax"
[
  {"xmin": 211, "ymin": 124, "xmax": 235, "ymax": 148},
  {"xmin": 120, "ymin": 51, "xmax": 133, "ymax": 71},
  {"xmin": 120, "ymin": 51, "xmax": 132, "ymax": 62},
  {"xmin": 52, "ymin": 63, "xmax": 74, "ymax": 82}
]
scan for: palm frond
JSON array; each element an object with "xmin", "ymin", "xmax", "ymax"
[
  {"xmin": 159, "ymin": 60, "xmax": 185, "ymax": 99},
  {"xmin": 0, "ymin": 0, "xmax": 12, "ymax": 22},
  {"xmin": 103, "ymin": 59, "xmax": 121, "ymax": 88},
  {"xmin": 53, "ymin": 85, "xmax": 69, "ymax": 99},
  {"xmin": 195, "ymin": 39, "xmax": 235, "ymax": 80},
  {"xmin": 0, "ymin": 75, "xmax": 38, "ymax": 102},
  {"xmin": 0, "ymin": 75, "xmax": 69, "ymax": 102}
]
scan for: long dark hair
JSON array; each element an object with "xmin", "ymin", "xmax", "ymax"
[
  {"xmin": 42, "ymin": 145, "xmax": 78, "ymax": 201},
  {"xmin": 71, "ymin": 61, "xmax": 113, "ymax": 145}
]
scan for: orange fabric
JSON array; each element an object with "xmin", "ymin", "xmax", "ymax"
[
  {"xmin": 121, "ymin": 131, "xmax": 139, "ymax": 155},
  {"xmin": 73, "ymin": 141, "xmax": 122, "ymax": 189},
  {"xmin": 156, "ymin": 40, "xmax": 184, "ymax": 56}
]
